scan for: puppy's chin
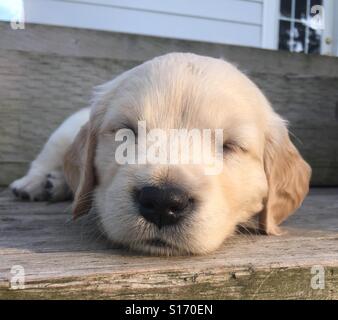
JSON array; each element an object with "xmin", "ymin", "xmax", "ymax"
[
  {"xmin": 95, "ymin": 210, "xmax": 215, "ymax": 256},
  {"xmin": 125, "ymin": 239, "xmax": 192, "ymax": 256},
  {"xmin": 108, "ymin": 235, "xmax": 220, "ymax": 256},
  {"xmin": 99, "ymin": 224, "xmax": 227, "ymax": 256}
]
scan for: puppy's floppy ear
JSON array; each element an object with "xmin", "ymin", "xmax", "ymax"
[
  {"xmin": 259, "ymin": 116, "xmax": 311, "ymax": 235},
  {"xmin": 63, "ymin": 121, "xmax": 97, "ymax": 219}
]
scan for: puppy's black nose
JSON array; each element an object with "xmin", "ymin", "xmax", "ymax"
[{"xmin": 136, "ymin": 186, "xmax": 193, "ymax": 228}]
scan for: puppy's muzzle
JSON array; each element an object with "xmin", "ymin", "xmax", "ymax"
[{"xmin": 135, "ymin": 185, "xmax": 194, "ymax": 229}]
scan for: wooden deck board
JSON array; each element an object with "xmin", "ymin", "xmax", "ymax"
[{"xmin": 0, "ymin": 188, "xmax": 337, "ymax": 299}]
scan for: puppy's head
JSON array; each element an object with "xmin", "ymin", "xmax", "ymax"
[{"xmin": 64, "ymin": 53, "xmax": 311, "ymax": 255}]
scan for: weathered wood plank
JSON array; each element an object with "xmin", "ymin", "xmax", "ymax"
[
  {"xmin": 0, "ymin": 22, "xmax": 338, "ymax": 186},
  {"xmin": 0, "ymin": 188, "xmax": 337, "ymax": 299},
  {"xmin": 1, "ymin": 22, "xmax": 338, "ymax": 77}
]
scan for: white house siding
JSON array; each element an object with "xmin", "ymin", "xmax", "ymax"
[{"xmin": 23, "ymin": 0, "xmax": 265, "ymax": 48}]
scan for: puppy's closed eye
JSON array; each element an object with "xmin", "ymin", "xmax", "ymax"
[
  {"xmin": 223, "ymin": 141, "xmax": 246, "ymax": 155},
  {"xmin": 105, "ymin": 123, "xmax": 138, "ymax": 137}
]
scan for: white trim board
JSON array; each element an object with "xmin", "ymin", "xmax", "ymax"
[
  {"xmin": 261, "ymin": 0, "xmax": 280, "ymax": 50},
  {"xmin": 23, "ymin": 0, "xmax": 263, "ymax": 48}
]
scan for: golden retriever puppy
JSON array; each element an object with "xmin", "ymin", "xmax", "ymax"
[{"xmin": 10, "ymin": 53, "xmax": 311, "ymax": 255}]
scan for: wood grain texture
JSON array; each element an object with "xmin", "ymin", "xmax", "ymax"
[
  {"xmin": 2, "ymin": 22, "xmax": 338, "ymax": 77},
  {"xmin": 0, "ymin": 188, "xmax": 337, "ymax": 299},
  {"xmin": 0, "ymin": 22, "xmax": 338, "ymax": 186}
]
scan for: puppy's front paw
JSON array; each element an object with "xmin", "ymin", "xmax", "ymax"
[
  {"xmin": 10, "ymin": 171, "xmax": 72, "ymax": 202},
  {"xmin": 10, "ymin": 174, "xmax": 48, "ymax": 201}
]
